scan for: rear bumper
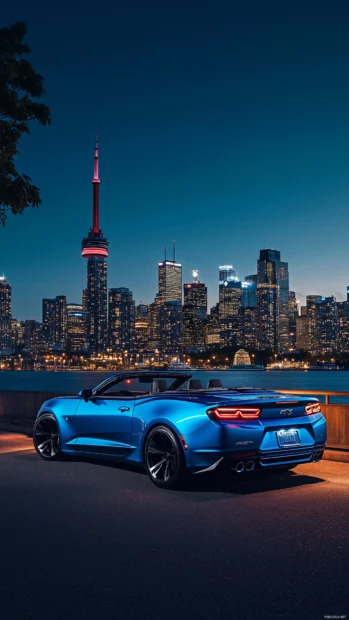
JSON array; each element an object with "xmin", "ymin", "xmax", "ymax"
[
  {"xmin": 192, "ymin": 444, "xmax": 326, "ymax": 474},
  {"xmin": 257, "ymin": 445, "xmax": 325, "ymax": 467}
]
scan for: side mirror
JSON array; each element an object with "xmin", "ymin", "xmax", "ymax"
[{"xmin": 79, "ymin": 388, "xmax": 93, "ymax": 402}]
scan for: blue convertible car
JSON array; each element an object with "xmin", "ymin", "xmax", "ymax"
[{"xmin": 33, "ymin": 371, "xmax": 327, "ymax": 488}]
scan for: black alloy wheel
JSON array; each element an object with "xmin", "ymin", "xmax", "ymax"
[
  {"xmin": 144, "ymin": 425, "xmax": 186, "ymax": 489},
  {"xmin": 33, "ymin": 413, "xmax": 61, "ymax": 461}
]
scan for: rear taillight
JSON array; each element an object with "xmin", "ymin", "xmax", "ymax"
[
  {"xmin": 305, "ymin": 402, "xmax": 321, "ymax": 415},
  {"xmin": 207, "ymin": 407, "xmax": 261, "ymax": 420}
]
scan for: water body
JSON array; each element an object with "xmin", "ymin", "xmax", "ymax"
[{"xmin": 1, "ymin": 370, "xmax": 349, "ymax": 401}]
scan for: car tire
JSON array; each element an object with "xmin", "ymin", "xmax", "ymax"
[
  {"xmin": 33, "ymin": 413, "xmax": 62, "ymax": 461},
  {"xmin": 144, "ymin": 425, "xmax": 186, "ymax": 489}
]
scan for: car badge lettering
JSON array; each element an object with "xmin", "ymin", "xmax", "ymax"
[{"xmin": 280, "ymin": 408, "xmax": 293, "ymax": 416}]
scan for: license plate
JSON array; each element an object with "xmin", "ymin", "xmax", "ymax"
[{"xmin": 276, "ymin": 429, "xmax": 300, "ymax": 447}]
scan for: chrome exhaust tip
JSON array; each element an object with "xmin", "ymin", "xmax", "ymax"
[
  {"xmin": 235, "ymin": 461, "xmax": 245, "ymax": 473},
  {"xmin": 312, "ymin": 451, "xmax": 321, "ymax": 462},
  {"xmin": 245, "ymin": 460, "xmax": 255, "ymax": 472}
]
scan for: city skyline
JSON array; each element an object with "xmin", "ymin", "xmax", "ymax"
[
  {"xmin": 2, "ymin": 2, "xmax": 349, "ymax": 318},
  {"xmin": 0, "ymin": 131, "xmax": 346, "ymax": 359},
  {"xmin": 2, "ymin": 242, "xmax": 349, "ymax": 322}
]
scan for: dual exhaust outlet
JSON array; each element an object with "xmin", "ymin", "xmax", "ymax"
[
  {"xmin": 235, "ymin": 451, "xmax": 323, "ymax": 471},
  {"xmin": 235, "ymin": 460, "xmax": 255, "ymax": 473}
]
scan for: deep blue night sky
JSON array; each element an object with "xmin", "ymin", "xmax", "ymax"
[{"xmin": 2, "ymin": 0, "xmax": 349, "ymax": 320}]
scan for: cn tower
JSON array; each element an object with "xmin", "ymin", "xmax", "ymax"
[{"xmin": 82, "ymin": 137, "xmax": 108, "ymax": 354}]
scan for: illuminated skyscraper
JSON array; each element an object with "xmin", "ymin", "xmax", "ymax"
[
  {"xmin": 183, "ymin": 270, "xmax": 207, "ymax": 350},
  {"xmin": 148, "ymin": 298, "xmax": 162, "ymax": 351},
  {"xmin": 54, "ymin": 295, "xmax": 67, "ymax": 351},
  {"xmin": 0, "ymin": 275, "xmax": 11, "ymax": 319},
  {"xmin": 135, "ymin": 304, "xmax": 150, "ymax": 355},
  {"xmin": 42, "ymin": 299, "xmax": 56, "ymax": 349},
  {"xmin": 278, "ymin": 261, "xmax": 290, "ymax": 352},
  {"xmin": 219, "ymin": 278, "xmax": 243, "ymax": 347},
  {"xmin": 241, "ymin": 307, "xmax": 258, "ymax": 349},
  {"xmin": 0, "ymin": 275, "xmax": 12, "ymax": 352},
  {"xmin": 337, "ymin": 301, "xmax": 349, "ymax": 353},
  {"xmin": 206, "ymin": 304, "xmax": 221, "ymax": 349},
  {"xmin": 288, "ymin": 291, "xmax": 298, "ymax": 351},
  {"xmin": 257, "ymin": 249, "xmax": 289, "ymax": 353},
  {"xmin": 314, "ymin": 296, "xmax": 338, "ymax": 355},
  {"xmin": 296, "ymin": 315, "xmax": 308, "ymax": 350},
  {"xmin": 306, "ymin": 295, "xmax": 322, "ymax": 352},
  {"xmin": 156, "ymin": 244, "xmax": 182, "ymax": 355},
  {"xmin": 67, "ymin": 304, "xmax": 87, "ymax": 353},
  {"xmin": 159, "ymin": 300, "xmax": 182, "ymax": 358},
  {"xmin": 219, "ymin": 280, "xmax": 242, "ymax": 319},
  {"xmin": 158, "ymin": 244, "xmax": 182, "ymax": 303},
  {"xmin": 22, "ymin": 320, "xmax": 41, "ymax": 354},
  {"xmin": 81, "ymin": 137, "xmax": 108, "ymax": 354},
  {"xmin": 108, "ymin": 288, "xmax": 136, "ymax": 352},
  {"xmin": 10, "ymin": 320, "xmax": 24, "ymax": 352},
  {"xmin": 242, "ymin": 277, "xmax": 257, "ymax": 308}
]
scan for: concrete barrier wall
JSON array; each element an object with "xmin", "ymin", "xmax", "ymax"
[
  {"xmin": 0, "ymin": 391, "xmax": 70, "ymax": 425},
  {"xmin": 0, "ymin": 391, "xmax": 348, "ymax": 452}
]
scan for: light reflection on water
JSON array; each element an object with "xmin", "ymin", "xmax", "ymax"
[{"xmin": 1, "ymin": 369, "xmax": 349, "ymax": 402}]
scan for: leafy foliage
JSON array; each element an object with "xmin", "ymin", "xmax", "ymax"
[{"xmin": 0, "ymin": 22, "xmax": 51, "ymax": 226}]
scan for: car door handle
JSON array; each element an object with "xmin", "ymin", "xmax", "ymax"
[{"xmin": 118, "ymin": 406, "xmax": 130, "ymax": 412}]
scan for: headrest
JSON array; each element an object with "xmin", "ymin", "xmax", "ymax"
[
  {"xmin": 188, "ymin": 379, "xmax": 203, "ymax": 390},
  {"xmin": 152, "ymin": 379, "xmax": 168, "ymax": 393},
  {"xmin": 207, "ymin": 379, "xmax": 223, "ymax": 389}
]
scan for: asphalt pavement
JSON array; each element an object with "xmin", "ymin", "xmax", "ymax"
[{"xmin": 0, "ymin": 433, "xmax": 348, "ymax": 620}]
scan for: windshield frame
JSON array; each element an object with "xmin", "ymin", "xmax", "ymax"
[{"xmin": 93, "ymin": 372, "xmax": 192, "ymax": 397}]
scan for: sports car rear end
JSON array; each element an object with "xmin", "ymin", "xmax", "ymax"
[{"xmin": 183, "ymin": 391, "xmax": 326, "ymax": 474}]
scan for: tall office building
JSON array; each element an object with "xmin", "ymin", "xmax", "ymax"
[
  {"xmin": 156, "ymin": 245, "xmax": 182, "ymax": 355},
  {"xmin": 219, "ymin": 280, "xmax": 242, "ymax": 318},
  {"xmin": 278, "ymin": 261, "xmax": 290, "ymax": 352},
  {"xmin": 288, "ymin": 291, "xmax": 298, "ymax": 351},
  {"xmin": 54, "ymin": 296, "xmax": 67, "ymax": 351},
  {"xmin": 314, "ymin": 296, "xmax": 338, "ymax": 355},
  {"xmin": 42, "ymin": 299, "xmax": 56, "ymax": 349},
  {"xmin": 183, "ymin": 270, "xmax": 207, "ymax": 350},
  {"xmin": 158, "ymin": 245, "xmax": 182, "ymax": 303},
  {"xmin": 241, "ymin": 307, "xmax": 258, "ymax": 350},
  {"xmin": 82, "ymin": 137, "xmax": 108, "ymax": 354},
  {"xmin": 42, "ymin": 296, "xmax": 68, "ymax": 351},
  {"xmin": 206, "ymin": 304, "xmax": 221, "ymax": 349},
  {"xmin": 242, "ymin": 275, "xmax": 257, "ymax": 308},
  {"xmin": 337, "ymin": 301, "xmax": 349, "ymax": 353},
  {"xmin": 257, "ymin": 249, "xmax": 289, "ymax": 353},
  {"xmin": 0, "ymin": 275, "xmax": 12, "ymax": 352},
  {"xmin": 148, "ymin": 297, "xmax": 162, "ymax": 351},
  {"xmin": 67, "ymin": 304, "xmax": 87, "ymax": 353},
  {"xmin": 134, "ymin": 303, "xmax": 150, "ymax": 355},
  {"xmin": 296, "ymin": 315, "xmax": 308, "ymax": 350},
  {"xmin": 10, "ymin": 320, "xmax": 24, "ymax": 352},
  {"xmin": 108, "ymin": 288, "xmax": 136, "ymax": 353},
  {"xmin": 306, "ymin": 295, "xmax": 322, "ymax": 352},
  {"xmin": 219, "ymin": 278, "xmax": 243, "ymax": 347},
  {"xmin": 0, "ymin": 275, "xmax": 11, "ymax": 319},
  {"xmin": 22, "ymin": 320, "xmax": 41, "ymax": 354},
  {"xmin": 159, "ymin": 301, "xmax": 182, "ymax": 358}
]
